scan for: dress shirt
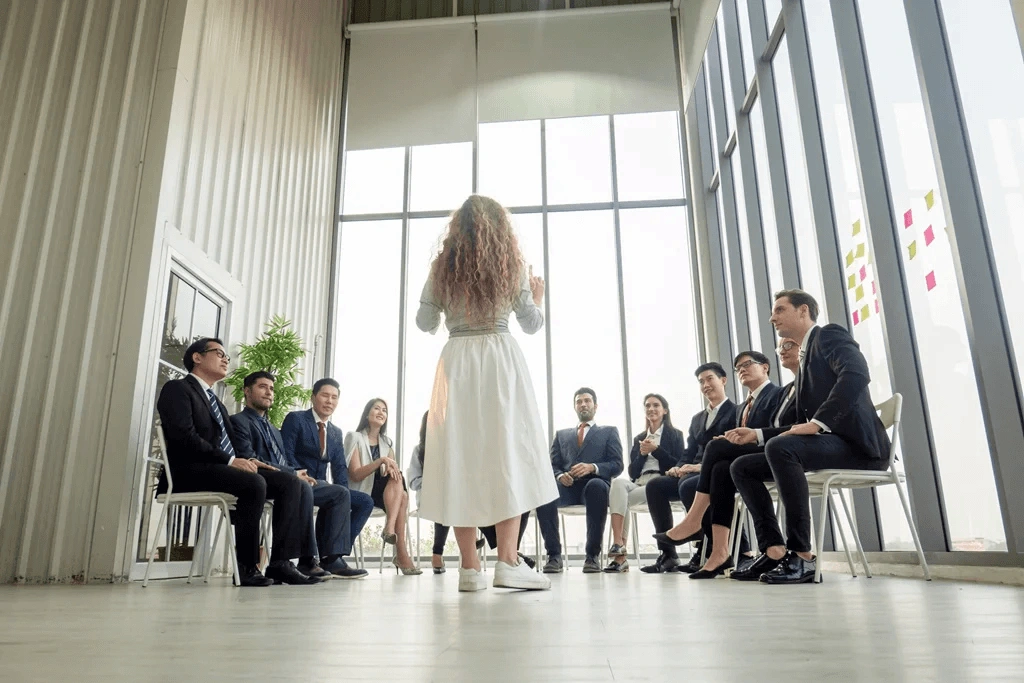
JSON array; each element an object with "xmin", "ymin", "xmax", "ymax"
[
  {"xmin": 640, "ymin": 423, "xmax": 664, "ymax": 475},
  {"xmin": 311, "ymin": 409, "xmax": 330, "ymax": 458},
  {"xmin": 705, "ymin": 399, "xmax": 725, "ymax": 430},
  {"xmin": 798, "ymin": 325, "xmax": 831, "ymax": 434}
]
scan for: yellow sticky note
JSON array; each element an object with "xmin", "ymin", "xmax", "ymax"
[
  {"xmin": 852, "ymin": 220, "xmax": 862, "ymax": 236},
  {"xmin": 856, "ymin": 243, "xmax": 865, "ymax": 258},
  {"xmin": 847, "ymin": 274, "xmax": 856, "ymax": 290},
  {"xmin": 846, "ymin": 251, "xmax": 855, "ymax": 268},
  {"xmin": 925, "ymin": 190, "xmax": 935, "ymax": 209},
  {"xmin": 856, "ymin": 284, "xmax": 865, "ymax": 301},
  {"xmin": 861, "ymin": 304, "xmax": 870, "ymax": 321},
  {"xmin": 908, "ymin": 240, "xmax": 917, "ymax": 260}
]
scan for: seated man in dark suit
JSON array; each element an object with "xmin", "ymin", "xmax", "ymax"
[
  {"xmin": 231, "ymin": 372, "xmax": 367, "ymax": 579},
  {"xmin": 156, "ymin": 338, "xmax": 319, "ymax": 586},
  {"xmin": 731, "ymin": 289, "xmax": 891, "ymax": 584},
  {"xmin": 536, "ymin": 388, "xmax": 624, "ymax": 574},
  {"xmin": 653, "ymin": 350, "xmax": 784, "ymax": 578},
  {"xmin": 658, "ymin": 340, "xmax": 802, "ymax": 574},
  {"xmin": 280, "ymin": 378, "xmax": 375, "ymax": 577},
  {"xmin": 639, "ymin": 362, "xmax": 736, "ymax": 573}
]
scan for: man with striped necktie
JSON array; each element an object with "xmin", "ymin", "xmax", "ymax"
[{"xmin": 156, "ymin": 338, "xmax": 320, "ymax": 586}]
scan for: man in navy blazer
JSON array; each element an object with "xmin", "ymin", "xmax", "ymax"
[
  {"xmin": 536, "ymin": 387, "xmax": 623, "ymax": 574},
  {"xmin": 231, "ymin": 372, "xmax": 367, "ymax": 579},
  {"xmin": 731, "ymin": 290, "xmax": 891, "ymax": 584},
  {"xmin": 280, "ymin": 378, "xmax": 374, "ymax": 576},
  {"xmin": 641, "ymin": 362, "xmax": 737, "ymax": 573}
]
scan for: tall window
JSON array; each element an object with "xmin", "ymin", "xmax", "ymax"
[{"xmin": 335, "ymin": 111, "xmax": 697, "ymax": 557}]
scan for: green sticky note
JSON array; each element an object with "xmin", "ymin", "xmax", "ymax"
[
  {"xmin": 847, "ymin": 274, "xmax": 856, "ymax": 290},
  {"xmin": 856, "ymin": 284, "xmax": 865, "ymax": 301},
  {"xmin": 908, "ymin": 240, "xmax": 917, "ymax": 260},
  {"xmin": 856, "ymin": 243, "xmax": 866, "ymax": 259},
  {"xmin": 925, "ymin": 190, "xmax": 935, "ymax": 210},
  {"xmin": 852, "ymin": 220, "xmax": 862, "ymax": 236},
  {"xmin": 861, "ymin": 304, "xmax": 870, "ymax": 321},
  {"xmin": 846, "ymin": 251, "xmax": 855, "ymax": 267}
]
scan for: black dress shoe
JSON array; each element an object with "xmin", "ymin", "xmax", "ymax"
[
  {"xmin": 297, "ymin": 560, "xmax": 331, "ymax": 579},
  {"xmin": 543, "ymin": 556, "xmax": 565, "ymax": 573},
  {"xmin": 582, "ymin": 557, "xmax": 602, "ymax": 573},
  {"xmin": 760, "ymin": 552, "xmax": 817, "ymax": 584},
  {"xmin": 689, "ymin": 556, "xmax": 734, "ymax": 579},
  {"xmin": 518, "ymin": 552, "xmax": 536, "ymax": 570},
  {"xmin": 730, "ymin": 553, "xmax": 782, "ymax": 581},
  {"xmin": 652, "ymin": 530, "xmax": 703, "ymax": 547},
  {"xmin": 640, "ymin": 554, "xmax": 681, "ymax": 573},
  {"xmin": 669, "ymin": 554, "xmax": 702, "ymax": 574},
  {"xmin": 321, "ymin": 557, "xmax": 368, "ymax": 579},
  {"xmin": 265, "ymin": 561, "xmax": 323, "ymax": 585},
  {"xmin": 236, "ymin": 565, "xmax": 273, "ymax": 587}
]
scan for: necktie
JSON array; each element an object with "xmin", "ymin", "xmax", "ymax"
[
  {"xmin": 258, "ymin": 416, "xmax": 286, "ymax": 467},
  {"xmin": 318, "ymin": 421, "xmax": 327, "ymax": 459},
  {"xmin": 206, "ymin": 389, "xmax": 237, "ymax": 458},
  {"xmin": 577, "ymin": 423, "xmax": 586, "ymax": 447},
  {"xmin": 740, "ymin": 395, "xmax": 754, "ymax": 428}
]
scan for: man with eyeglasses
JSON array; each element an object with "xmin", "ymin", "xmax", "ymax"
[
  {"xmin": 652, "ymin": 350, "xmax": 784, "ymax": 578},
  {"xmin": 156, "ymin": 338, "xmax": 320, "ymax": 586}
]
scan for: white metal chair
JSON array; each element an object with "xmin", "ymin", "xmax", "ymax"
[
  {"xmin": 558, "ymin": 505, "xmax": 606, "ymax": 567},
  {"xmin": 143, "ymin": 424, "xmax": 240, "ymax": 587},
  {"xmin": 626, "ymin": 500, "xmax": 689, "ymax": 565},
  {"xmin": 805, "ymin": 393, "xmax": 931, "ymax": 583}
]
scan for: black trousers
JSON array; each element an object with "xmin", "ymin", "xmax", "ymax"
[
  {"xmin": 431, "ymin": 511, "xmax": 531, "ymax": 556},
  {"xmin": 646, "ymin": 472, "xmax": 749, "ymax": 558},
  {"xmin": 731, "ymin": 434, "xmax": 885, "ymax": 553},
  {"xmin": 536, "ymin": 477, "xmax": 610, "ymax": 558},
  {"xmin": 697, "ymin": 439, "xmax": 765, "ymax": 528},
  {"xmin": 173, "ymin": 464, "xmax": 304, "ymax": 567}
]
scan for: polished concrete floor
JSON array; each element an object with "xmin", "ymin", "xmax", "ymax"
[{"xmin": 2, "ymin": 568, "xmax": 1024, "ymax": 682}]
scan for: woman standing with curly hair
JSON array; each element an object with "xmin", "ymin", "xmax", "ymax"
[{"xmin": 416, "ymin": 195, "xmax": 555, "ymax": 592}]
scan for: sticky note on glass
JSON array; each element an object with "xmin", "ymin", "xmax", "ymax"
[
  {"xmin": 904, "ymin": 209, "xmax": 913, "ymax": 227},
  {"xmin": 908, "ymin": 240, "xmax": 917, "ymax": 260},
  {"xmin": 860, "ymin": 265, "xmax": 867, "ymax": 281},
  {"xmin": 925, "ymin": 190, "xmax": 935, "ymax": 209},
  {"xmin": 856, "ymin": 243, "xmax": 865, "ymax": 258},
  {"xmin": 925, "ymin": 271, "xmax": 937, "ymax": 291},
  {"xmin": 924, "ymin": 225, "xmax": 935, "ymax": 246},
  {"xmin": 875, "ymin": 300, "xmax": 880, "ymax": 313},
  {"xmin": 848, "ymin": 274, "xmax": 857, "ymax": 290},
  {"xmin": 852, "ymin": 220, "xmax": 862, "ymax": 236},
  {"xmin": 856, "ymin": 284, "xmax": 865, "ymax": 301},
  {"xmin": 852, "ymin": 310, "xmax": 860, "ymax": 325},
  {"xmin": 846, "ymin": 250, "xmax": 855, "ymax": 267},
  {"xmin": 872, "ymin": 281, "xmax": 877, "ymax": 295},
  {"xmin": 861, "ymin": 304, "xmax": 871, "ymax": 321}
]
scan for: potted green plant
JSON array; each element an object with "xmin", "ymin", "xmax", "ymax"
[{"xmin": 225, "ymin": 315, "xmax": 309, "ymax": 428}]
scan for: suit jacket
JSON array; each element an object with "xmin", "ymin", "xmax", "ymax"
[
  {"xmin": 230, "ymin": 407, "xmax": 295, "ymax": 474},
  {"xmin": 550, "ymin": 424, "xmax": 624, "ymax": 482},
  {"xmin": 280, "ymin": 409, "xmax": 348, "ymax": 486},
  {"xmin": 763, "ymin": 325, "xmax": 891, "ymax": 462},
  {"xmin": 771, "ymin": 382, "xmax": 799, "ymax": 429},
  {"xmin": 736, "ymin": 381, "xmax": 784, "ymax": 430},
  {"xmin": 626, "ymin": 424, "xmax": 686, "ymax": 481},
  {"xmin": 678, "ymin": 399, "xmax": 738, "ymax": 467},
  {"xmin": 156, "ymin": 375, "xmax": 248, "ymax": 479}
]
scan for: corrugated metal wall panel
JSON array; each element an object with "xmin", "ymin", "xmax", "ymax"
[{"xmin": 0, "ymin": 0, "xmax": 345, "ymax": 583}]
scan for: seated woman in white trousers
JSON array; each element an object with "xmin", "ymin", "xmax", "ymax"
[{"xmin": 605, "ymin": 393, "xmax": 684, "ymax": 572}]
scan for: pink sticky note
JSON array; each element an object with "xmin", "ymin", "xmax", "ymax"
[
  {"xmin": 904, "ymin": 209, "xmax": 913, "ymax": 227},
  {"xmin": 925, "ymin": 271, "xmax": 937, "ymax": 291},
  {"xmin": 852, "ymin": 310, "xmax": 860, "ymax": 325},
  {"xmin": 924, "ymin": 225, "xmax": 935, "ymax": 246},
  {"xmin": 872, "ymin": 281, "xmax": 877, "ymax": 294},
  {"xmin": 859, "ymin": 265, "xmax": 867, "ymax": 281},
  {"xmin": 875, "ymin": 300, "xmax": 880, "ymax": 313}
]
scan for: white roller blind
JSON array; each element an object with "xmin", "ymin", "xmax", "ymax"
[
  {"xmin": 476, "ymin": 8, "xmax": 679, "ymax": 123},
  {"xmin": 346, "ymin": 24, "xmax": 477, "ymax": 150}
]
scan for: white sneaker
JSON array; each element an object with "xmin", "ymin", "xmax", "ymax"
[
  {"xmin": 493, "ymin": 560, "xmax": 552, "ymax": 590},
  {"xmin": 458, "ymin": 568, "xmax": 488, "ymax": 592}
]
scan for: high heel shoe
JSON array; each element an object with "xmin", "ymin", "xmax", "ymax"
[
  {"xmin": 381, "ymin": 529, "xmax": 397, "ymax": 545},
  {"xmin": 652, "ymin": 530, "xmax": 703, "ymax": 547},
  {"xmin": 689, "ymin": 556, "xmax": 734, "ymax": 579},
  {"xmin": 392, "ymin": 558, "xmax": 423, "ymax": 576},
  {"xmin": 433, "ymin": 565, "xmax": 446, "ymax": 575}
]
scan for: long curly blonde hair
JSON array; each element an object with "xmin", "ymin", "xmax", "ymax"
[{"xmin": 430, "ymin": 195, "xmax": 524, "ymax": 323}]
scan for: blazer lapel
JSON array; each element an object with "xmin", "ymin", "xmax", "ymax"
[
  {"xmin": 796, "ymin": 327, "xmax": 819, "ymax": 418},
  {"xmin": 707, "ymin": 399, "xmax": 732, "ymax": 433}
]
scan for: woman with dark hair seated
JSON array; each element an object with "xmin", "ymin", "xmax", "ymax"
[
  {"xmin": 345, "ymin": 398, "xmax": 421, "ymax": 575},
  {"xmin": 407, "ymin": 410, "xmax": 533, "ymax": 573}
]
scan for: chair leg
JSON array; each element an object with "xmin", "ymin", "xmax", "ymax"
[
  {"xmin": 356, "ymin": 534, "xmax": 364, "ymax": 570},
  {"xmin": 836, "ymin": 488, "xmax": 870, "ymax": 578},
  {"xmin": 730, "ymin": 497, "xmax": 743, "ymax": 567},
  {"xmin": 894, "ymin": 478, "xmax": 931, "ymax": 580},
  {"xmin": 828, "ymin": 491, "xmax": 857, "ymax": 577},
  {"xmin": 143, "ymin": 500, "xmax": 171, "ymax": 588},
  {"xmin": 220, "ymin": 502, "xmax": 241, "ymax": 587},
  {"xmin": 187, "ymin": 512, "xmax": 209, "ymax": 584},
  {"xmin": 813, "ymin": 480, "xmax": 833, "ymax": 583},
  {"xmin": 560, "ymin": 514, "xmax": 568, "ymax": 568},
  {"xmin": 206, "ymin": 514, "xmax": 225, "ymax": 583},
  {"xmin": 630, "ymin": 512, "xmax": 641, "ymax": 565},
  {"xmin": 415, "ymin": 511, "xmax": 421, "ymax": 568},
  {"xmin": 534, "ymin": 512, "xmax": 542, "ymax": 572}
]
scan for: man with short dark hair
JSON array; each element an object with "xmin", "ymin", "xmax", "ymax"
[
  {"xmin": 281, "ymin": 378, "xmax": 374, "ymax": 577},
  {"xmin": 638, "ymin": 362, "xmax": 736, "ymax": 573},
  {"xmin": 231, "ymin": 372, "xmax": 367, "ymax": 579},
  {"xmin": 535, "ymin": 388, "xmax": 623, "ymax": 573},
  {"xmin": 156, "ymin": 339, "xmax": 319, "ymax": 586},
  {"xmin": 730, "ymin": 290, "xmax": 890, "ymax": 584}
]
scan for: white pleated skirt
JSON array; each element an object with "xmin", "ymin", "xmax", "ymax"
[{"xmin": 419, "ymin": 333, "xmax": 558, "ymax": 528}]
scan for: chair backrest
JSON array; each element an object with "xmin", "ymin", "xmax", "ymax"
[
  {"xmin": 145, "ymin": 421, "xmax": 175, "ymax": 495},
  {"xmin": 874, "ymin": 393, "xmax": 903, "ymax": 469}
]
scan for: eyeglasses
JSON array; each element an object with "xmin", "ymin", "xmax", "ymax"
[
  {"xmin": 776, "ymin": 341, "xmax": 798, "ymax": 354},
  {"xmin": 734, "ymin": 359, "xmax": 759, "ymax": 373},
  {"xmin": 200, "ymin": 348, "xmax": 231, "ymax": 362}
]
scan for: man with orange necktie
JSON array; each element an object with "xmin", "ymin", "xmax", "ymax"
[{"xmin": 535, "ymin": 388, "xmax": 624, "ymax": 574}]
